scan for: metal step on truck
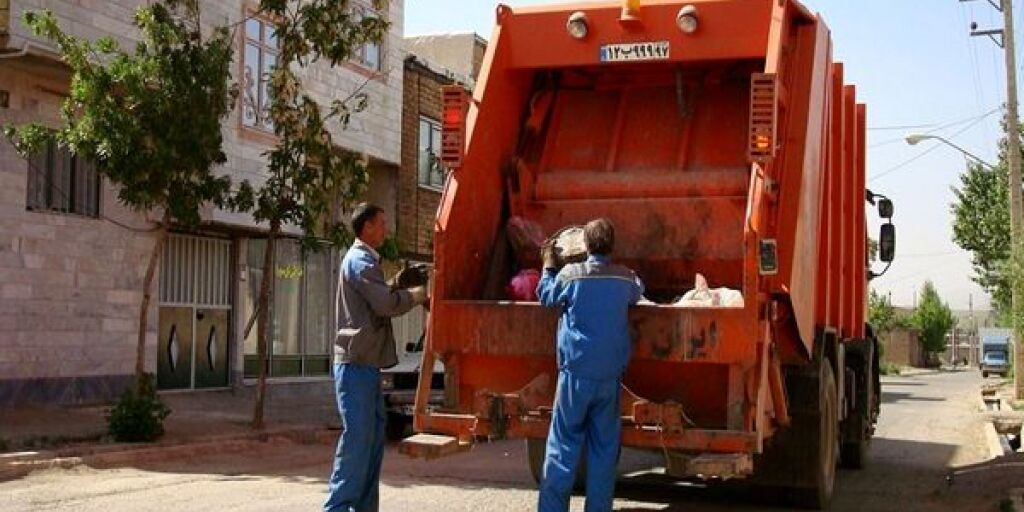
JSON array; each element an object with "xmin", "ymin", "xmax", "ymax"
[{"xmin": 401, "ymin": 1, "xmax": 897, "ymax": 509}]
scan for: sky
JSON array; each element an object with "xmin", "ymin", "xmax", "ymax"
[{"xmin": 404, "ymin": 0, "xmax": 1015, "ymax": 311}]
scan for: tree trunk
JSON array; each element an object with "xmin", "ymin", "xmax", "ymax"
[
  {"xmin": 253, "ymin": 220, "xmax": 281, "ymax": 430},
  {"xmin": 135, "ymin": 220, "xmax": 170, "ymax": 386}
]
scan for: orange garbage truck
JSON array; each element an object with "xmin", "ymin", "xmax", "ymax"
[{"xmin": 402, "ymin": 0, "xmax": 897, "ymax": 508}]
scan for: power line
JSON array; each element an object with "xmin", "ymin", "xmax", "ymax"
[
  {"xmin": 868, "ymin": 107, "xmax": 999, "ymax": 149},
  {"xmin": 868, "ymin": 114, "xmax": 991, "ymax": 183}
]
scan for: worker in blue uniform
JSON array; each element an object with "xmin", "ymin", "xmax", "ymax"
[
  {"xmin": 326, "ymin": 203, "xmax": 428, "ymax": 512},
  {"xmin": 536, "ymin": 218, "xmax": 644, "ymax": 512}
]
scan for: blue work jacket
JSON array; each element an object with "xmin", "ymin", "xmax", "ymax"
[{"xmin": 536, "ymin": 254, "xmax": 645, "ymax": 380}]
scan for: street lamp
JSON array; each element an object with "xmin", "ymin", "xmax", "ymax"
[{"xmin": 904, "ymin": 133, "xmax": 997, "ymax": 170}]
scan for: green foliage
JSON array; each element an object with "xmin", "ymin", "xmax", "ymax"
[
  {"xmin": 107, "ymin": 374, "xmax": 171, "ymax": 443},
  {"xmin": 951, "ymin": 161, "xmax": 1011, "ymax": 315},
  {"xmin": 3, "ymin": 1, "xmax": 238, "ymax": 225},
  {"xmin": 911, "ymin": 281, "xmax": 956, "ymax": 355},
  {"xmin": 869, "ymin": 289, "xmax": 898, "ymax": 333},
  {"xmin": 879, "ymin": 361, "xmax": 902, "ymax": 376},
  {"xmin": 868, "ymin": 238, "xmax": 879, "ymax": 263},
  {"xmin": 379, "ymin": 235, "xmax": 400, "ymax": 262}
]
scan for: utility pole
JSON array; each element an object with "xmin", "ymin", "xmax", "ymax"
[{"xmin": 964, "ymin": 0, "xmax": 1024, "ymax": 400}]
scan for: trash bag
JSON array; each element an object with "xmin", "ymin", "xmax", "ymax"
[
  {"xmin": 507, "ymin": 269, "xmax": 541, "ymax": 301},
  {"xmin": 550, "ymin": 225, "xmax": 588, "ymax": 267},
  {"xmin": 508, "ymin": 216, "xmax": 546, "ymax": 269},
  {"xmin": 675, "ymin": 273, "xmax": 744, "ymax": 308}
]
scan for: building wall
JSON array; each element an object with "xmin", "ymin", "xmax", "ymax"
[
  {"xmin": 405, "ymin": 33, "xmax": 487, "ymax": 86},
  {"xmin": 880, "ymin": 328, "xmax": 925, "ymax": 368},
  {"xmin": 0, "ymin": 0, "xmax": 405, "ymax": 404},
  {"xmin": 398, "ymin": 61, "xmax": 446, "ymax": 259},
  {"xmin": 0, "ymin": 64, "xmax": 156, "ymax": 404},
  {"xmin": 7, "ymin": 0, "xmax": 405, "ymax": 214}
]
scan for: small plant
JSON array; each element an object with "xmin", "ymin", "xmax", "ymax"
[
  {"xmin": 880, "ymin": 361, "xmax": 902, "ymax": 376},
  {"xmin": 107, "ymin": 374, "xmax": 171, "ymax": 443},
  {"xmin": 0, "ymin": 437, "xmax": 9, "ymax": 452}
]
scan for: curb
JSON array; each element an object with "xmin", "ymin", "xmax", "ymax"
[
  {"xmin": 979, "ymin": 394, "xmax": 1007, "ymax": 460},
  {"xmin": 0, "ymin": 426, "xmax": 337, "ymax": 482}
]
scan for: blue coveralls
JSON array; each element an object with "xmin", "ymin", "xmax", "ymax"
[
  {"xmin": 536, "ymin": 254, "xmax": 644, "ymax": 512},
  {"xmin": 326, "ymin": 240, "xmax": 416, "ymax": 512}
]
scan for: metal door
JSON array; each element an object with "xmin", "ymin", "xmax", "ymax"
[
  {"xmin": 157, "ymin": 307, "xmax": 193, "ymax": 390},
  {"xmin": 195, "ymin": 308, "xmax": 229, "ymax": 388},
  {"xmin": 157, "ymin": 235, "xmax": 232, "ymax": 390}
]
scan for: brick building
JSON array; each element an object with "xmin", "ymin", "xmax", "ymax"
[
  {"xmin": 399, "ymin": 33, "xmax": 486, "ymax": 260},
  {"xmin": 0, "ymin": 0, "xmax": 406, "ymax": 405}
]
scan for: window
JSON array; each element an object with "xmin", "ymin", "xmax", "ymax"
[
  {"xmin": 26, "ymin": 139, "xmax": 100, "ymax": 217},
  {"xmin": 242, "ymin": 16, "xmax": 278, "ymax": 132},
  {"xmin": 243, "ymin": 239, "xmax": 334, "ymax": 378},
  {"xmin": 352, "ymin": 2, "xmax": 385, "ymax": 71},
  {"xmin": 418, "ymin": 116, "xmax": 445, "ymax": 189}
]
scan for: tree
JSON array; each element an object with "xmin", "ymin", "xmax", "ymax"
[
  {"xmin": 229, "ymin": 1, "xmax": 388, "ymax": 429},
  {"xmin": 951, "ymin": 161, "xmax": 1011, "ymax": 317},
  {"xmin": 911, "ymin": 281, "xmax": 956, "ymax": 355},
  {"xmin": 3, "ymin": 0, "xmax": 237, "ymax": 386},
  {"xmin": 868, "ymin": 289, "xmax": 897, "ymax": 334}
]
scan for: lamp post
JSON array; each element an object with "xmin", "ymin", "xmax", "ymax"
[{"xmin": 904, "ymin": 134, "xmax": 997, "ymax": 171}]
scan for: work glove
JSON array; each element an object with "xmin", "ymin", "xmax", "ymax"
[
  {"xmin": 408, "ymin": 286, "xmax": 429, "ymax": 305},
  {"xmin": 541, "ymin": 240, "xmax": 559, "ymax": 271}
]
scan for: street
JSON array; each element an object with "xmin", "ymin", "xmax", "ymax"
[{"xmin": 0, "ymin": 370, "xmax": 1001, "ymax": 512}]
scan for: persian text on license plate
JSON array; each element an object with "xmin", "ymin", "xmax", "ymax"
[{"xmin": 599, "ymin": 41, "xmax": 670, "ymax": 62}]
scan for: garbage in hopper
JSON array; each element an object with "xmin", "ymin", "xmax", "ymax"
[{"xmin": 675, "ymin": 273, "xmax": 744, "ymax": 308}]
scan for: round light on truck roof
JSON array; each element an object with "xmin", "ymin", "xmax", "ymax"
[
  {"xmin": 567, "ymin": 11, "xmax": 589, "ymax": 40},
  {"xmin": 677, "ymin": 5, "xmax": 699, "ymax": 34}
]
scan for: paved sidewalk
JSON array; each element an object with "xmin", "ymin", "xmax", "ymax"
[{"xmin": 0, "ymin": 384, "xmax": 341, "ymax": 479}]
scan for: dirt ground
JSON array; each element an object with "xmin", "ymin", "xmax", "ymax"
[{"xmin": 1, "ymin": 369, "xmax": 1020, "ymax": 512}]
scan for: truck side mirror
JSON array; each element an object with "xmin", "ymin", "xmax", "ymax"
[
  {"xmin": 878, "ymin": 198, "xmax": 894, "ymax": 219},
  {"xmin": 879, "ymin": 223, "xmax": 896, "ymax": 262}
]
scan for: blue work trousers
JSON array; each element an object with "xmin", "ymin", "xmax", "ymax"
[
  {"xmin": 325, "ymin": 363, "xmax": 385, "ymax": 512},
  {"xmin": 539, "ymin": 371, "xmax": 622, "ymax": 512}
]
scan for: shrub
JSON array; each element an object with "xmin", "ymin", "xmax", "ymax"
[{"xmin": 107, "ymin": 374, "xmax": 171, "ymax": 442}]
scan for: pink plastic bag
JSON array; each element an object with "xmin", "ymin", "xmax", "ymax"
[{"xmin": 507, "ymin": 269, "xmax": 541, "ymax": 301}]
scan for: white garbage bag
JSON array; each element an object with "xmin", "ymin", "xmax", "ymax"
[{"xmin": 675, "ymin": 274, "xmax": 744, "ymax": 308}]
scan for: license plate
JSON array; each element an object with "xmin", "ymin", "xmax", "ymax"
[{"xmin": 599, "ymin": 41, "xmax": 670, "ymax": 62}]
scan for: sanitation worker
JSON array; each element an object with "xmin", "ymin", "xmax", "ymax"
[
  {"xmin": 325, "ymin": 202, "xmax": 428, "ymax": 512},
  {"xmin": 536, "ymin": 218, "xmax": 644, "ymax": 512}
]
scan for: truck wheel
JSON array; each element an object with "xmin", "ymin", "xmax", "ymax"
[
  {"xmin": 526, "ymin": 438, "xmax": 587, "ymax": 490},
  {"xmin": 752, "ymin": 361, "xmax": 838, "ymax": 510},
  {"xmin": 790, "ymin": 363, "xmax": 839, "ymax": 509},
  {"xmin": 841, "ymin": 338, "xmax": 876, "ymax": 470},
  {"xmin": 385, "ymin": 412, "xmax": 409, "ymax": 441}
]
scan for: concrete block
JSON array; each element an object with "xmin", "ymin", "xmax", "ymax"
[
  {"xmin": 1, "ymin": 284, "xmax": 32, "ymax": 300},
  {"xmin": 102, "ymin": 318, "xmax": 134, "ymax": 333}
]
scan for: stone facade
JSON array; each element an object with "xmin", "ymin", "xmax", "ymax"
[{"xmin": 0, "ymin": 0, "xmax": 405, "ymax": 405}]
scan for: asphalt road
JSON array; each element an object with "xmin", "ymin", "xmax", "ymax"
[{"xmin": 0, "ymin": 369, "xmax": 996, "ymax": 511}]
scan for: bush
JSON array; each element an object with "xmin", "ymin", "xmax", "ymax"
[
  {"xmin": 107, "ymin": 374, "xmax": 171, "ymax": 442},
  {"xmin": 879, "ymin": 361, "xmax": 902, "ymax": 376}
]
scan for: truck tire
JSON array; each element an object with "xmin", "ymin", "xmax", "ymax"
[
  {"xmin": 385, "ymin": 412, "xmax": 409, "ymax": 441},
  {"xmin": 791, "ymin": 363, "xmax": 839, "ymax": 509},
  {"xmin": 752, "ymin": 361, "xmax": 838, "ymax": 510},
  {"xmin": 526, "ymin": 438, "xmax": 587, "ymax": 490},
  {"xmin": 840, "ymin": 337, "xmax": 876, "ymax": 470}
]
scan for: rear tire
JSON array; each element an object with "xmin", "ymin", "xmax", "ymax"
[
  {"xmin": 752, "ymin": 359, "xmax": 838, "ymax": 510},
  {"xmin": 790, "ymin": 363, "xmax": 839, "ymax": 509},
  {"xmin": 526, "ymin": 438, "xmax": 587, "ymax": 490},
  {"xmin": 385, "ymin": 412, "xmax": 409, "ymax": 441}
]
